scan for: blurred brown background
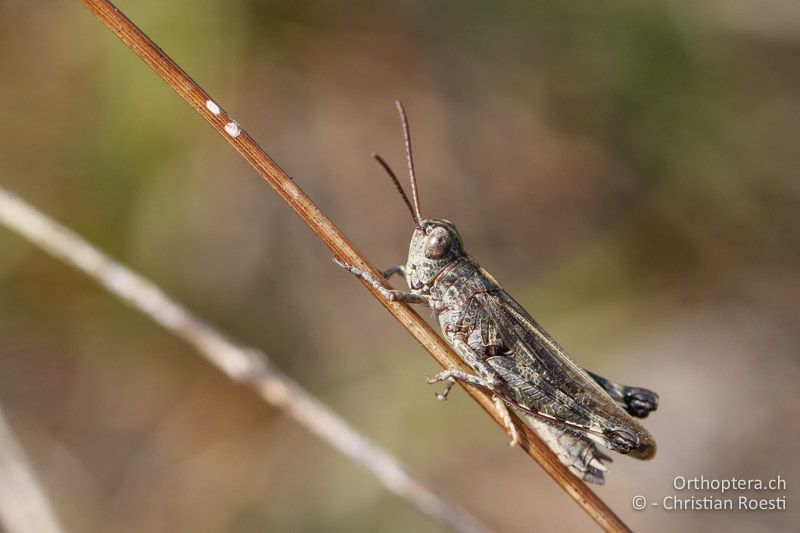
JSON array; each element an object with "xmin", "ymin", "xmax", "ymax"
[{"xmin": 1, "ymin": 1, "xmax": 799, "ymax": 531}]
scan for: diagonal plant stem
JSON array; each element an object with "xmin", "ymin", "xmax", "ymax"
[
  {"xmin": 77, "ymin": 1, "xmax": 631, "ymax": 531},
  {"xmin": 0, "ymin": 186, "xmax": 489, "ymax": 533},
  {"xmin": 0, "ymin": 404, "xmax": 64, "ymax": 533}
]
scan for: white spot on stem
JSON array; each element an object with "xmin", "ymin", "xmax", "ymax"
[
  {"xmin": 205, "ymin": 99, "xmax": 221, "ymax": 115},
  {"xmin": 224, "ymin": 121, "xmax": 241, "ymax": 138}
]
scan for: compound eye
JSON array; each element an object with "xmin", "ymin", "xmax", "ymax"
[{"xmin": 424, "ymin": 226, "xmax": 452, "ymax": 259}]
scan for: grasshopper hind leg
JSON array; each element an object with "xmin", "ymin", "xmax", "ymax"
[
  {"xmin": 586, "ymin": 371, "xmax": 659, "ymax": 419},
  {"xmin": 526, "ymin": 416, "xmax": 611, "ymax": 484}
]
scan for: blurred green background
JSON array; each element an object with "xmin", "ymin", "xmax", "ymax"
[{"xmin": 1, "ymin": 1, "xmax": 799, "ymax": 531}]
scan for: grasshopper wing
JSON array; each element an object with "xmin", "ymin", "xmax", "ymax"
[{"xmin": 476, "ymin": 289, "xmax": 656, "ymax": 459}]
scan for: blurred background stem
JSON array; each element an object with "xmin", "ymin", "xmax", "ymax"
[
  {"xmin": 0, "ymin": 185, "xmax": 488, "ymax": 533},
  {"xmin": 0, "ymin": 403, "xmax": 64, "ymax": 533}
]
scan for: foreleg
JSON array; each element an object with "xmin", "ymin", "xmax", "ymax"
[
  {"xmin": 334, "ymin": 258, "xmax": 428, "ymax": 305},
  {"xmin": 381, "ymin": 264, "xmax": 407, "ymax": 281}
]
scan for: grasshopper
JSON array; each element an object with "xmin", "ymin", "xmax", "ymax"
[{"xmin": 337, "ymin": 102, "xmax": 658, "ymax": 483}]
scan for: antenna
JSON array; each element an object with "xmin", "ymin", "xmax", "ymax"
[
  {"xmin": 395, "ymin": 101, "xmax": 422, "ymax": 225},
  {"xmin": 372, "ymin": 153, "xmax": 420, "ymax": 227}
]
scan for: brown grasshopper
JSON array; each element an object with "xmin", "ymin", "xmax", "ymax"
[{"xmin": 336, "ymin": 102, "xmax": 658, "ymax": 483}]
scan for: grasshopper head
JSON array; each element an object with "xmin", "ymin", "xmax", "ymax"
[
  {"xmin": 406, "ymin": 219, "xmax": 465, "ymax": 288},
  {"xmin": 373, "ymin": 102, "xmax": 466, "ymax": 287}
]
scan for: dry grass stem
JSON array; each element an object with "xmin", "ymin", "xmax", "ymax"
[{"xmin": 76, "ymin": 1, "xmax": 632, "ymax": 530}]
